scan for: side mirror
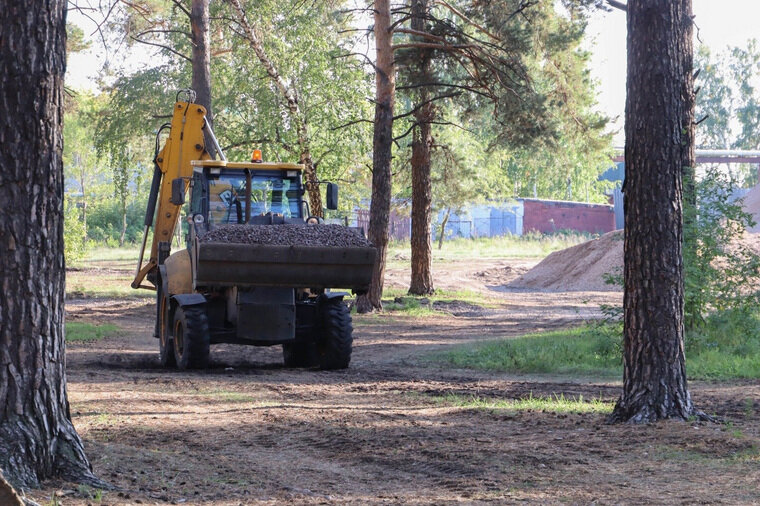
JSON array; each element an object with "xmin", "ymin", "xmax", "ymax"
[
  {"xmin": 326, "ymin": 182, "xmax": 338, "ymax": 210},
  {"xmin": 170, "ymin": 178, "xmax": 185, "ymax": 205}
]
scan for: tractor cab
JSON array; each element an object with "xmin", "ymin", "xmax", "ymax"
[{"xmin": 186, "ymin": 160, "xmax": 307, "ymax": 233}]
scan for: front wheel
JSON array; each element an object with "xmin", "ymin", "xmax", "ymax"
[
  {"xmin": 173, "ymin": 306, "xmax": 210, "ymax": 369},
  {"xmin": 158, "ymin": 294, "xmax": 176, "ymax": 368},
  {"xmin": 317, "ymin": 298, "xmax": 353, "ymax": 370}
]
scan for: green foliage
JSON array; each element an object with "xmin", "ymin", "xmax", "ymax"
[
  {"xmin": 696, "ymin": 42, "xmax": 760, "ymax": 186},
  {"xmin": 683, "ymin": 168, "xmax": 760, "ymax": 329},
  {"xmin": 64, "ymin": 201, "xmax": 87, "ymax": 263},
  {"xmin": 65, "ymin": 322, "xmax": 119, "ymax": 343},
  {"xmin": 85, "ymin": 197, "xmax": 148, "ymax": 245}
]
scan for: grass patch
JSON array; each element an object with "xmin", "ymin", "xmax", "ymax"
[
  {"xmin": 65, "ymin": 322, "xmax": 119, "ymax": 343},
  {"xmin": 387, "ymin": 231, "xmax": 595, "ymax": 262},
  {"xmin": 434, "ymin": 309, "xmax": 760, "ymax": 380},
  {"xmin": 426, "ymin": 392, "xmax": 613, "ymax": 414},
  {"xmin": 436, "ymin": 325, "xmax": 623, "ymax": 377}
]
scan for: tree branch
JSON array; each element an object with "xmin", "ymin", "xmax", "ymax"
[
  {"xmin": 171, "ymin": 0, "xmax": 191, "ymax": 18},
  {"xmin": 606, "ymin": 0, "xmax": 627, "ymax": 12},
  {"xmin": 130, "ymin": 35, "xmax": 191, "ymax": 62},
  {"xmin": 393, "ymin": 92, "xmax": 461, "ymax": 121}
]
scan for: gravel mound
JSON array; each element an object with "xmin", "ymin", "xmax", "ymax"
[
  {"xmin": 507, "ymin": 230, "xmax": 623, "ymax": 292},
  {"xmin": 200, "ymin": 224, "xmax": 372, "ymax": 248}
]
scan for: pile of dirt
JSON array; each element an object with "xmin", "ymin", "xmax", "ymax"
[
  {"xmin": 200, "ymin": 224, "xmax": 372, "ymax": 247},
  {"xmin": 742, "ymin": 184, "xmax": 760, "ymax": 233},
  {"xmin": 507, "ymin": 230, "xmax": 623, "ymax": 292}
]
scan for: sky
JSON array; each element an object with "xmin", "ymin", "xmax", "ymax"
[
  {"xmin": 68, "ymin": 1, "xmax": 760, "ymax": 146},
  {"xmin": 586, "ymin": 0, "xmax": 760, "ymax": 144}
]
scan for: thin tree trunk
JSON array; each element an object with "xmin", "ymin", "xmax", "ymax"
[
  {"xmin": 356, "ymin": 0, "xmax": 395, "ymax": 313},
  {"xmin": 438, "ymin": 207, "xmax": 450, "ymax": 250},
  {"xmin": 408, "ymin": 0, "xmax": 434, "ymax": 295},
  {"xmin": 120, "ymin": 198, "xmax": 127, "ymax": 247},
  {"xmin": 608, "ymin": 0, "xmax": 702, "ymax": 424},
  {"xmin": 0, "ymin": 0, "xmax": 100, "ymax": 489},
  {"xmin": 191, "ymin": 0, "xmax": 217, "ymax": 158},
  {"xmin": 227, "ymin": 0, "xmax": 323, "ymax": 216},
  {"xmin": 79, "ymin": 173, "xmax": 88, "ymax": 242}
]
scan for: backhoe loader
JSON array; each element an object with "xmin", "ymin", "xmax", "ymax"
[{"xmin": 132, "ymin": 91, "xmax": 375, "ymax": 369}]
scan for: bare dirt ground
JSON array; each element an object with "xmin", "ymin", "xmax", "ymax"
[{"xmin": 31, "ymin": 258, "xmax": 760, "ymax": 505}]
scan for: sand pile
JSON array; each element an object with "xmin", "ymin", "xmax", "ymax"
[
  {"xmin": 508, "ymin": 230, "xmax": 623, "ymax": 292},
  {"xmin": 742, "ymin": 184, "xmax": 760, "ymax": 233}
]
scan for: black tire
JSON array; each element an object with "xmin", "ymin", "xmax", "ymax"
[
  {"xmin": 317, "ymin": 298, "xmax": 353, "ymax": 370},
  {"xmin": 282, "ymin": 342, "xmax": 318, "ymax": 368},
  {"xmin": 172, "ymin": 306, "xmax": 210, "ymax": 370},
  {"xmin": 158, "ymin": 294, "xmax": 176, "ymax": 368}
]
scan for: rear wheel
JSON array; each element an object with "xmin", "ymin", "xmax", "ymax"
[
  {"xmin": 317, "ymin": 298, "xmax": 353, "ymax": 370},
  {"xmin": 158, "ymin": 294, "xmax": 176, "ymax": 367},
  {"xmin": 173, "ymin": 306, "xmax": 210, "ymax": 369}
]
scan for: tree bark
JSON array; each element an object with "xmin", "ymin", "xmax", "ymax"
[
  {"xmin": 191, "ymin": 0, "xmax": 217, "ymax": 158},
  {"xmin": 407, "ymin": 0, "xmax": 435, "ymax": 296},
  {"xmin": 608, "ymin": 0, "xmax": 700, "ymax": 424},
  {"xmin": 0, "ymin": 0, "xmax": 100, "ymax": 489},
  {"xmin": 355, "ymin": 0, "xmax": 395, "ymax": 313},
  {"xmin": 227, "ymin": 0, "xmax": 323, "ymax": 216},
  {"xmin": 681, "ymin": 0, "xmax": 696, "ymax": 210}
]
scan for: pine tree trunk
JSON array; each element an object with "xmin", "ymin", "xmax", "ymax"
[
  {"xmin": 681, "ymin": 0, "xmax": 696, "ymax": 209},
  {"xmin": 355, "ymin": 0, "xmax": 395, "ymax": 313},
  {"xmin": 191, "ymin": 0, "xmax": 216, "ymax": 158},
  {"xmin": 408, "ymin": 0, "xmax": 434, "ymax": 296},
  {"xmin": 608, "ymin": 0, "xmax": 699, "ymax": 424},
  {"xmin": 0, "ymin": 0, "xmax": 99, "ymax": 489},
  {"xmin": 409, "ymin": 104, "xmax": 434, "ymax": 294}
]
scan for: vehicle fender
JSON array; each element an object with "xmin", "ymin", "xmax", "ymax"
[
  {"xmin": 164, "ymin": 249, "xmax": 193, "ymax": 295},
  {"xmin": 322, "ymin": 292, "xmax": 348, "ymax": 301},
  {"xmin": 172, "ymin": 293, "xmax": 207, "ymax": 308}
]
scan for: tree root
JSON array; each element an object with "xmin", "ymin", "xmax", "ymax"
[{"xmin": 0, "ymin": 472, "xmax": 25, "ymax": 506}]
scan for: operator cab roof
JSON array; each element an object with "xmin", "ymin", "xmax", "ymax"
[{"xmin": 191, "ymin": 160, "xmax": 304, "ymax": 173}]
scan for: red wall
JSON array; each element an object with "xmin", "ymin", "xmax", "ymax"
[{"xmin": 521, "ymin": 198, "xmax": 615, "ymax": 234}]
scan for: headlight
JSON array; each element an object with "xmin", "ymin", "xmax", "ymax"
[
  {"xmin": 306, "ymin": 216, "xmax": 319, "ymax": 225},
  {"xmin": 193, "ymin": 214, "xmax": 205, "ymax": 224}
]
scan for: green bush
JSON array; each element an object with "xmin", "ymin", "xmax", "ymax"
[
  {"xmin": 684, "ymin": 169, "xmax": 760, "ymax": 328},
  {"xmin": 86, "ymin": 197, "xmax": 147, "ymax": 245},
  {"xmin": 64, "ymin": 201, "xmax": 87, "ymax": 263}
]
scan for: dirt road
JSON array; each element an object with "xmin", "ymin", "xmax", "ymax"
[{"xmin": 34, "ymin": 259, "xmax": 760, "ymax": 505}]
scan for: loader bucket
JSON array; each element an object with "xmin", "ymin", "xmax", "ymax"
[{"xmin": 192, "ymin": 240, "xmax": 376, "ymax": 291}]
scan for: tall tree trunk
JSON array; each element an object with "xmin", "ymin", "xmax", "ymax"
[
  {"xmin": 227, "ymin": 0, "xmax": 323, "ymax": 216},
  {"xmin": 356, "ymin": 0, "xmax": 395, "ymax": 313},
  {"xmin": 408, "ymin": 0, "xmax": 435, "ymax": 296},
  {"xmin": 0, "ymin": 0, "xmax": 99, "ymax": 489},
  {"xmin": 608, "ymin": 0, "xmax": 700, "ymax": 424},
  {"xmin": 190, "ymin": 0, "xmax": 216, "ymax": 158},
  {"xmin": 681, "ymin": 0, "xmax": 695, "ymax": 210}
]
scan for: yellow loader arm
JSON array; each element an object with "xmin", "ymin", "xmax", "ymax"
[{"xmin": 132, "ymin": 101, "xmax": 213, "ymax": 289}]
